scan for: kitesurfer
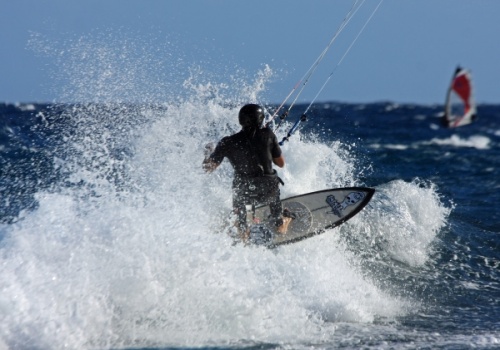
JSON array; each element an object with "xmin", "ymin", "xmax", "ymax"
[{"xmin": 203, "ymin": 104, "xmax": 292, "ymax": 238}]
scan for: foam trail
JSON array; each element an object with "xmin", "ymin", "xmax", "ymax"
[{"xmin": 423, "ymin": 134, "xmax": 491, "ymax": 149}]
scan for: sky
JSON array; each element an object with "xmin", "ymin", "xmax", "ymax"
[{"xmin": 1, "ymin": 0, "xmax": 499, "ymax": 105}]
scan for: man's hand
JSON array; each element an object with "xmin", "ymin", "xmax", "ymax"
[
  {"xmin": 202, "ymin": 142, "xmax": 218, "ymax": 173},
  {"xmin": 272, "ymin": 154, "xmax": 285, "ymax": 168},
  {"xmin": 204, "ymin": 142, "xmax": 215, "ymax": 157}
]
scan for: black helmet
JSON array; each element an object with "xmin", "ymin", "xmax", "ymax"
[{"xmin": 238, "ymin": 104, "xmax": 265, "ymax": 128}]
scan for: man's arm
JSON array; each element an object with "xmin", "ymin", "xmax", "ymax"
[
  {"xmin": 272, "ymin": 155, "xmax": 285, "ymax": 168},
  {"xmin": 202, "ymin": 142, "xmax": 220, "ymax": 173},
  {"xmin": 269, "ymin": 129, "xmax": 285, "ymax": 168}
]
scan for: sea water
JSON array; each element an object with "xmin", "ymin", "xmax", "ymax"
[{"xmin": 0, "ymin": 33, "xmax": 499, "ymax": 350}]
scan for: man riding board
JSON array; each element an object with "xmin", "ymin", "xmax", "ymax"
[{"xmin": 203, "ymin": 104, "xmax": 292, "ymax": 239}]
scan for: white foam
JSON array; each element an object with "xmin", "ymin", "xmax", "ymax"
[
  {"xmin": 348, "ymin": 179, "xmax": 451, "ymax": 267},
  {"xmin": 423, "ymin": 134, "xmax": 491, "ymax": 149}
]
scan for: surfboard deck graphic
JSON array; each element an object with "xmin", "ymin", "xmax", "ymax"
[{"xmin": 248, "ymin": 187, "xmax": 375, "ymax": 248}]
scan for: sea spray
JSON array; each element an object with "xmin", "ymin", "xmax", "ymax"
[{"xmin": 0, "ymin": 32, "xmax": 454, "ymax": 349}]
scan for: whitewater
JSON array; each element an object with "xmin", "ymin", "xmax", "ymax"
[{"xmin": 0, "ymin": 32, "xmax": 498, "ymax": 350}]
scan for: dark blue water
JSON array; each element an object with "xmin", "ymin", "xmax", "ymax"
[{"xmin": 0, "ymin": 101, "xmax": 499, "ymax": 349}]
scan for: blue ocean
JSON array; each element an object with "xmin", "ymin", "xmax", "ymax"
[
  {"xmin": 0, "ymin": 29, "xmax": 498, "ymax": 350},
  {"xmin": 1, "ymin": 97, "xmax": 499, "ymax": 349}
]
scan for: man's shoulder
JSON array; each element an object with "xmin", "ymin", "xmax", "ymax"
[
  {"xmin": 258, "ymin": 127, "xmax": 276, "ymax": 138},
  {"xmin": 258, "ymin": 127, "xmax": 279, "ymax": 144},
  {"xmin": 221, "ymin": 131, "xmax": 243, "ymax": 143},
  {"xmin": 217, "ymin": 131, "xmax": 244, "ymax": 149}
]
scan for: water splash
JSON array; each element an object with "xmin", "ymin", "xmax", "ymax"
[{"xmin": 1, "ymin": 32, "xmax": 452, "ymax": 349}]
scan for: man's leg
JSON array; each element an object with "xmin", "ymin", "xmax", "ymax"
[
  {"xmin": 269, "ymin": 193, "xmax": 284, "ymax": 227},
  {"xmin": 233, "ymin": 190, "xmax": 249, "ymax": 239},
  {"xmin": 266, "ymin": 184, "xmax": 292, "ymax": 234}
]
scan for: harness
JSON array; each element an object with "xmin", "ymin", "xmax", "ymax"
[{"xmin": 236, "ymin": 129, "xmax": 284, "ymax": 220}]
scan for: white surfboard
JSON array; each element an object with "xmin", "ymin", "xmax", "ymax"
[{"xmin": 248, "ymin": 187, "xmax": 375, "ymax": 248}]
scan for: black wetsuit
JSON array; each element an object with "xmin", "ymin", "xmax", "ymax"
[{"xmin": 209, "ymin": 127, "xmax": 283, "ymax": 230}]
